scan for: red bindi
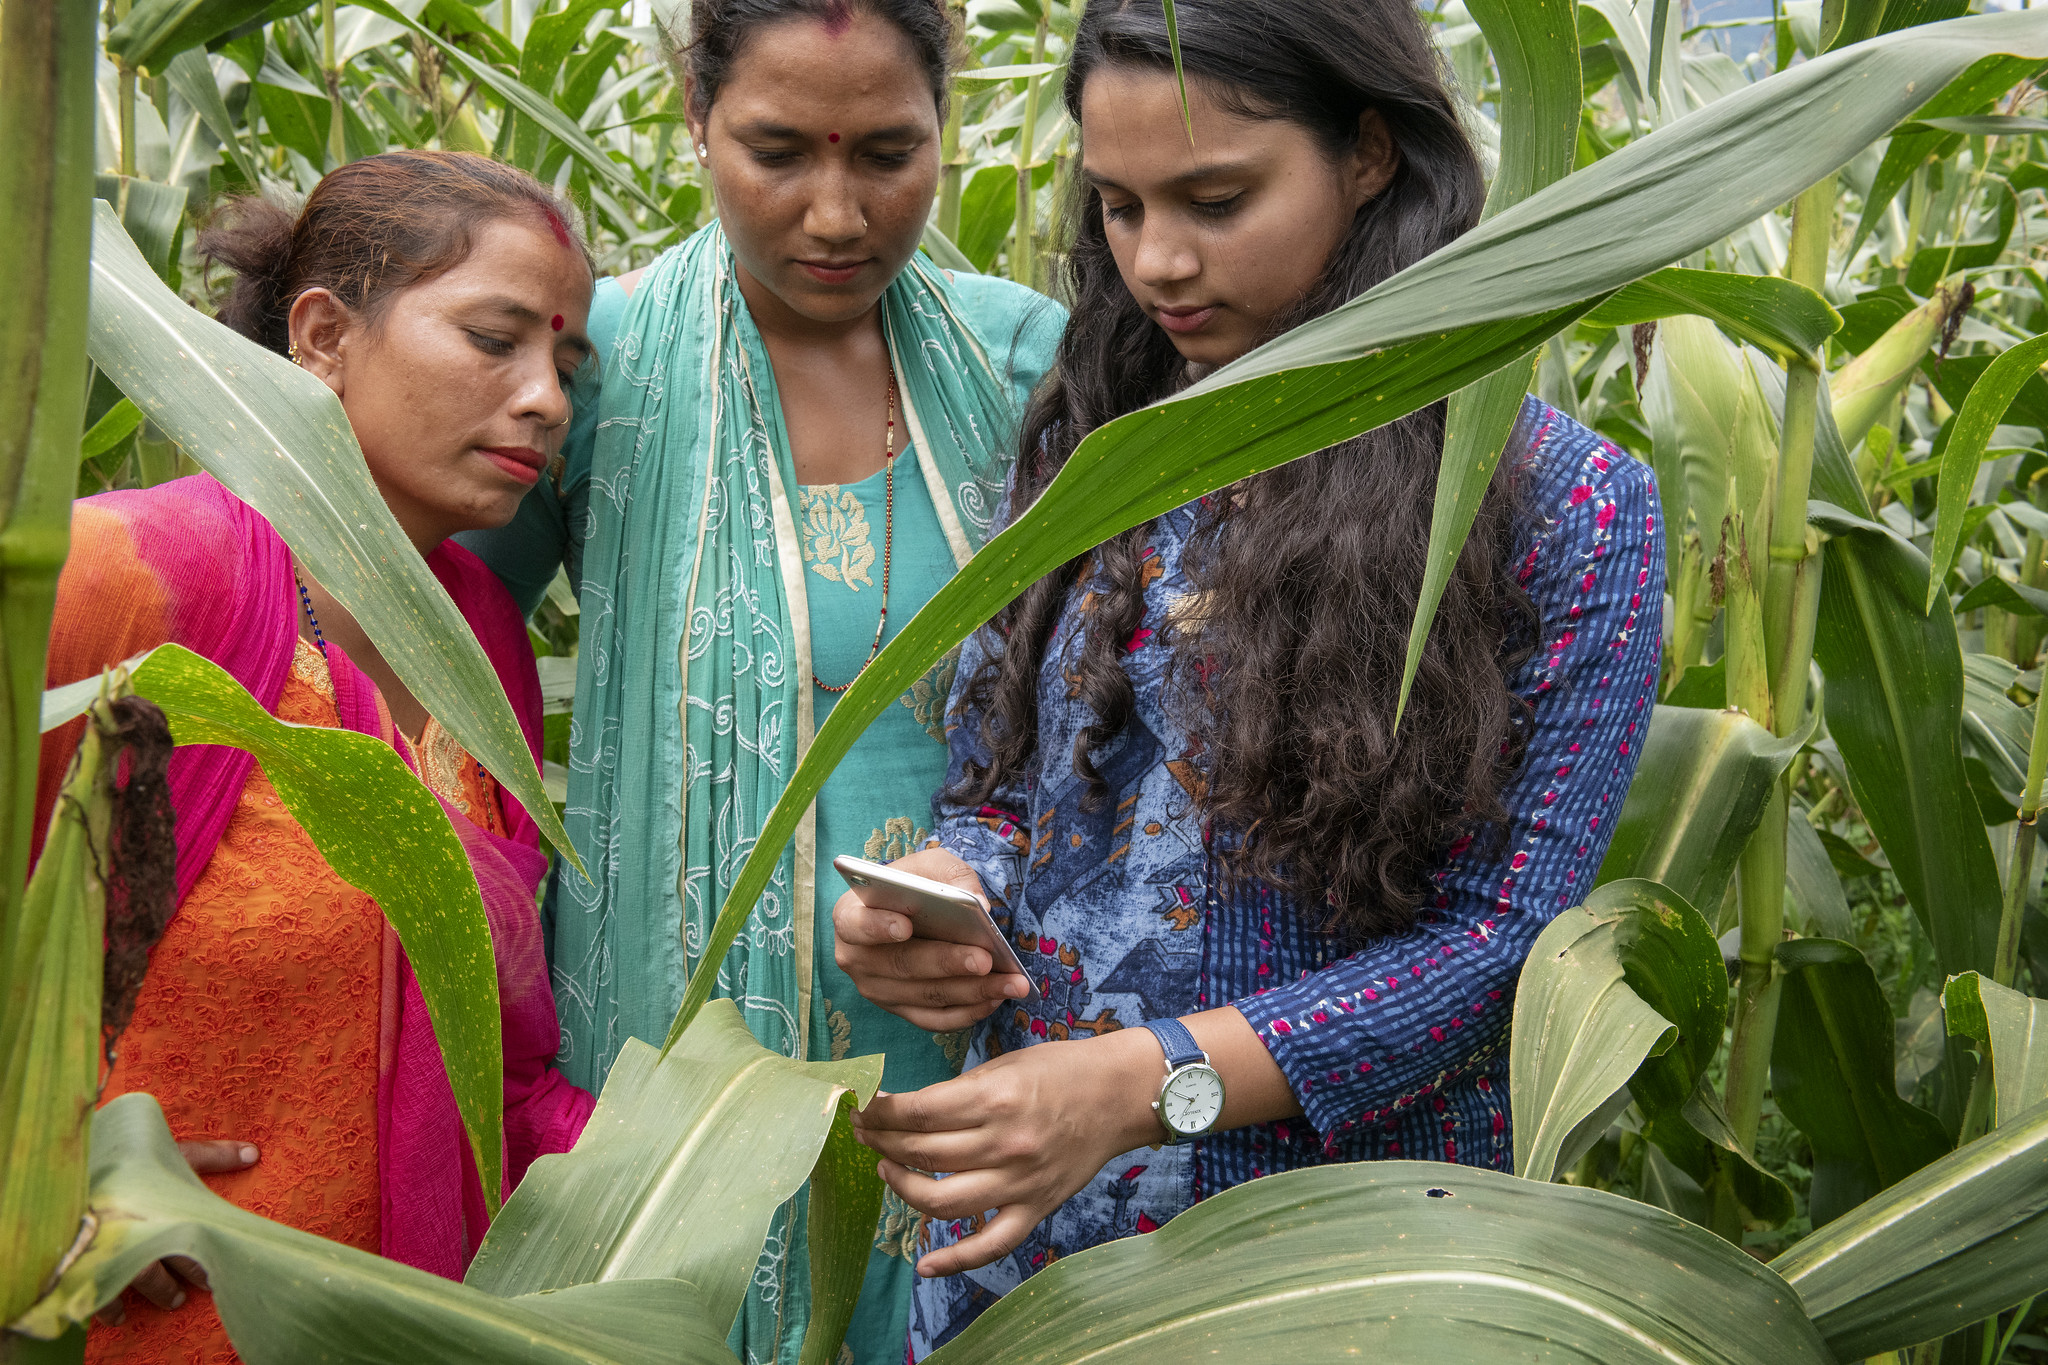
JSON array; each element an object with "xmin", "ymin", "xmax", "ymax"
[
  {"xmin": 551, "ymin": 314, "xmax": 564, "ymax": 332},
  {"xmin": 828, "ymin": 132, "xmax": 841, "ymax": 143}
]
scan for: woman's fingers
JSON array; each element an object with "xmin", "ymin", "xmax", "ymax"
[
  {"xmin": 856, "ymin": 1078, "xmax": 987, "ymax": 1135},
  {"xmin": 885, "ymin": 847, "xmax": 987, "ymax": 901},
  {"xmin": 875, "ymin": 1159, "xmax": 1011, "ymax": 1222},
  {"xmin": 916, "ymin": 1204, "xmax": 1041, "ymax": 1279},
  {"xmin": 177, "ymin": 1138, "xmax": 259, "ymax": 1174},
  {"xmin": 165, "ymin": 1255, "xmax": 211, "ymax": 1292},
  {"xmin": 128, "ymin": 1260, "xmax": 189, "ymax": 1311},
  {"xmin": 831, "ymin": 895, "xmax": 918, "ymax": 948},
  {"xmin": 851, "ymin": 1119, "xmax": 990, "ymax": 1173}
]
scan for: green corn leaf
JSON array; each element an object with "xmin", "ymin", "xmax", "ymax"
[
  {"xmin": 919, "ymin": 220, "xmax": 977, "ymax": 274},
  {"xmin": 83, "ymin": 201, "xmax": 580, "ymax": 876},
  {"xmin": 1785, "ymin": 803, "xmax": 1856, "ymax": 939},
  {"xmin": 1928, "ymin": 332, "xmax": 2048, "ymax": 609},
  {"xmin": 77, "ymin": 399, "xmax": 143, "ymax": 464},
  {"xmin": 1954, "ymin": 574, "xmax": 2048, "ymax": 620},
  {"xmin": 1773, "ymin": 1095, "xmax": 2048, "ymax": 1361},
  {"xmin": 1584, "ymin": 267, "xmax": 1840, "ymax": 363},
  {"xmin": 923, "ymin": 1161, "xmax": 1832, "ymax": 1365},
  {"xmin": 509, "ymin": 0, "xmax": 616, "ymax": 170},
  {"xmin": 104, "ymin": 0, "xmax": 278, "ymax": 73},
  {"xmin": 799, "ymin": 1099, "xmax": 888, "ymax": 1365},
  {"xmin": 349, "ymin": 0, "xmax": 673, "ymax": 224},
  {"xmin": 1595, "ymin": 703, "xmax": 1815, "ymax": 914},
  {"xmin": 664, "ymin": 11, "xmax": 2048, "ymax": 1052},
  {"xmin": 1640, "ymin": 1079, "xmax": 1796, "ymax": 1228},
  {"xmin": 94, "ymin": 176, "xmax": 188, "ymax": 285},
  {"xmin": 1400, "ymin": 0, "xmax": 1579, "ymax": 726},
  {"xmin": 1510, "ymin": 879, "xmax": 1724, "ymax": 1182},
  {"xmin": 1943, "ymin": 971, "xmax": 2048, "ymax": 1126},
  {"xmin": 465, "ymin": 1000, "xmax": 882, "ymax": 1340},
  {"xmin": 1772, "ymin": 939, "xmax": 1952, "ymax": 1226},
  {"xmin": 1905, "ymin": 175, "xmax": 2016, "ymax": 293},
  {"xmin": 1159, "ymin": 0, "xmax": 1192, "ymax": 143},
  {"xmin": 165, "ymin": 46, "xmax": 263, "ymax": 188},
  {"xmin": 42, "ymin": 644, "xmax": 508, "ymax": 1218},
  {"xmin": 14, "ymin": 1094, "xmax": 741, "ymax": 1362},
  {"xmin": 1904, "ymin": 113, "xmax": 2048, "ymax": 134},
  {"xmin": 1848, "ymin": 54, "xmax": 2045, "ymax": 259},
  {"xmin": 1810, "ymin": 513, "xmax": 2003, "ymax": 984}
]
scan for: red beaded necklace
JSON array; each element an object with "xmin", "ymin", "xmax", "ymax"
[{"xmin": 812, "ymin": 362, "xmax": 898, "ymax": 693}]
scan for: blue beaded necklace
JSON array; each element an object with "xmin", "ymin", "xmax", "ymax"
[{"xmin": 294, "ymin": 570, "xmax": 329, "ymax": 660}]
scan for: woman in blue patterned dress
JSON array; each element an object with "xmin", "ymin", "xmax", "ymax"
[{"xmin": 830, "ymin": 0, "xmax": 1664, "ymax": 1354}]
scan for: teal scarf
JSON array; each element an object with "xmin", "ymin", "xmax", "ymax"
[{"xmin": 555, "ymin": 224, "xmax": 1016, "ymax": 1353}]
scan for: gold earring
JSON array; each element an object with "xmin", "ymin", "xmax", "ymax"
[{"xmin": 288, "ymin": 341, "xmax": 302, "ymax": 366}]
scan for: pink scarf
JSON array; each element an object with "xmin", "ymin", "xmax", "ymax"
[{"xmin": 43, "ymin": 475, "xmax": 591, "ymax": 1276}]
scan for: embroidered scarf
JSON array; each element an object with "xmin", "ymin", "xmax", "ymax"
[{"xmin": 555, "ymin": 224, "xmax": 1013, "ymax": 1083}]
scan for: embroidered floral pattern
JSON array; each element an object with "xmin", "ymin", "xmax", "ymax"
[
  {"xmin": 821, "ymin": 996, "xmax": 853, "ymax": 1063},
  {"xmin": 798, "ymin": 485, "xmax": 876, "ymax": 590},
  {"xmin": 900, "ymin": 652, "xmax": 959, "ymax": 744},
  {"xmin": 875, "ymin": 1189, "xmax": 923, "ymax": 1264},
  {"xmin": 864, "ymin": 816, "xmax": 931, "ymax": 864}
]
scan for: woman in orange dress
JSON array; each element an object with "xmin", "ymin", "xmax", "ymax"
[{"xmin": 34, "ymin": 150, "xmax": 599, "ymax": 1363}]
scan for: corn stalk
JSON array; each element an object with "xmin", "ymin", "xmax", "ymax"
[
  {"xmin": 1722, "ymin": 176, "xmax": 1838, "ymax": 1156},
  {"xmin": 936, "ymin": 0, "xmax": 967, "ymax": 241},
  {"xmin": 1009, "ymin": 8, "xmax": 1050, "ymax": 292},
  {"xmin": 0, "ymin": 0, "xmax": 96, "ymax": 1329}
]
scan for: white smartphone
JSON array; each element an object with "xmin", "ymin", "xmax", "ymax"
[{"xmin": 831, "ymin": 854, "xmax": 1041, "ymax": 1002}]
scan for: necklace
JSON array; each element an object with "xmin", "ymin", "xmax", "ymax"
[
  {"xmin": 812, "ymin": 362, "xmax": 898, "ymax": 693},
  {"xmin": 295, "ymin": 569, "xmax": 330, "ymax": 660}
]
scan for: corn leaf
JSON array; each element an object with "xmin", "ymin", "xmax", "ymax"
[
  {"xmin": 104, "ymin": 0, "xmax": 279, "ymax": 73},
  {"xmin": 1771, "ymin": 939, "xmax": 1952, "ymax": 1226},
  {"xmin": 1810, "ymin": 512, "xmax": 2003, "ymax": 982},
  {"xmin": 1773, "ymin": 1094, "xmax": 2048, "ymax": 1360},
  {"xmin": 1927, "ymin": 331, "xmax": 2048, "ymax": 608},
  {"xmin": 466, "ymin": 1000, "xmax": 883, "ymax": 1340},
  {"xmin": 1943, "ymin": 971, "xmax": 2048, "ymax": 1126},
  {"xmin": 923, "ymin": 1160, "xmax": 1833, "ymax": 1365},
  {"xmin": 14, "ymin": 1094, "xmax": 741, "ymax": 1363},
  {"xmin": 1511, "ymin": 878, "xmax": 1724, "ymax": 1182},
  {"xmin": 1400, "ymin": 0, "xmax": 1579, "ymax": 724},
  {"xmin": 1595, "ymin": 703, "xmax": 1813, "ymax": 913},
  {"xmin": 349, "ymin": 0, "xmax": 673, "ymax": 224}
]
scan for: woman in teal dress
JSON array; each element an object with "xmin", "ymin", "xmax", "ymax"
[{"xmin": 459, "ymin": 1, "xmax": 1061, "ymax": 1361}]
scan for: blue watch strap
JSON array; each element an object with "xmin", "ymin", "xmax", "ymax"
[{"xmin": 1140, "ymin": 1017, "xmax": 1205, "ymax": 1070}]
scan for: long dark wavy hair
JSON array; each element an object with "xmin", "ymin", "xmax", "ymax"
[{"xmin": 951, "ymin": 0, "xmax": 1539, "ymax": 944}]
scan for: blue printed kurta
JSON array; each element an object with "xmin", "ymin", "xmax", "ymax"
[{"xmin": 907, "ymin": 399, "xmax": 1663, "ymax": 1355}]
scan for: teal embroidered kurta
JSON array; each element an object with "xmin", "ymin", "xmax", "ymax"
[{"xmin": 459, "ymin": 227, "xmax": 1062, "ymax": 1364}]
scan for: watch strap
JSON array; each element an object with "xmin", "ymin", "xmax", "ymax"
[{"xmin": 1140, "ymin": 1017, "xmax": 1205, "ymax": 1070}]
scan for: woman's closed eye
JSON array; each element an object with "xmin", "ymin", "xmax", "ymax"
[
  {"xmin": 466, "ymin": 329, "xmax": 514, "ymax": 358},
  {"xmin": 1190, "ymin": 192, "xmax": 1245, "ymax": 218}
]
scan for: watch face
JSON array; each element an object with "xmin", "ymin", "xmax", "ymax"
[{"xmin": 1161, "ymin": 1065, "xmax": 1225, "ymax": 1136}]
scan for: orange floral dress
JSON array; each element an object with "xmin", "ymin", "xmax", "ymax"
[{"xmin": 87, "ymin": 640, "xmax": 508, "ymax": 1364}]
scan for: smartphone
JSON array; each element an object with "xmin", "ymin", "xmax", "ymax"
[{"xmin": 831, "ymin": 854, "xmax": 1041, "ymax": 1002}]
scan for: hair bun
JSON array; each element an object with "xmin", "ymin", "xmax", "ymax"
[{"xmin": 197, "ymin": 194, "xmax": 302, "ymax": 356}]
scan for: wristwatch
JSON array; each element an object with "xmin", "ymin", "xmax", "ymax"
[{"xmin": 1139, "ymin": 1017, "xmax": 1225, "ymax": 1145}]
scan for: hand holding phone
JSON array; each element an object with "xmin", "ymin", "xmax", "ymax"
[{"xmin": 831, "ymin": 849, "xmax": 1038, "ymax": 1032}]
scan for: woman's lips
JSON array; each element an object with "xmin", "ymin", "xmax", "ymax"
[
  {"xmin": 800, "ymin": 259, "xmax": 868, "ymax": 285},
  {"xmin": 1155, "ymin": 305, "xmax": 1218, "ymax": 335},
  {"xmin": 479, "ymin": 446, "xmax": 544, "ymax": 487}
]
